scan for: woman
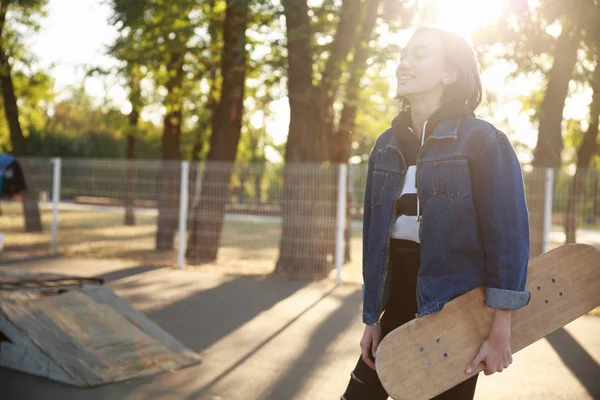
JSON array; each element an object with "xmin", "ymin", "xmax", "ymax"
[{"xmin": 341, "ymin": 27, "xmax": 531, "ymax": 400}]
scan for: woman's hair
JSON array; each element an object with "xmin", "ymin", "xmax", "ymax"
[{"xmin": 398, "ymin": 26, "xmax": 483, "ymax": 112}]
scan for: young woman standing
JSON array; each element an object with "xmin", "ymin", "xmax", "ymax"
[{"xmin": 341, "ymin": 27, "xmax": 531, "ymax": 400}]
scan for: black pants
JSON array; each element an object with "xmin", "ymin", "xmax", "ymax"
[{"xmin": 342, "ymin": 240, "xmax": 479, "ymax": 400}]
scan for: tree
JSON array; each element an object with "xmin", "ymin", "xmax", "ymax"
[
  {"xmin": 0, "ymin": 0, "xmax": 47, "ymax": 232},
  {"xmin": 528, "ymin": 23, "xmax": 582, "ymax": 255},
  {"xmin": 329, "ymin": 0, "xmax": 404, "ymax": 262},
  {"xmin": 532, "ymin": 24, "xmax": 582, "ymax": 169},
  {"xmin": 187, "ymin": 0, "xmax": 221, "ymax": 215},
  {"xmin": 186, "ymin": 0, "xmax": 250, "ymax": 264},
  {"xmin": 91, "ymin": 36, "xmax": 148, "ymax": 226},
  {"xmin": 123, "ymin": 64, "xmax": 144, "ymax": 226},
  {"xmin": 473, "ymin": 0, "xmax": 599, "ymax": 256},
  {"xmin": 564, "ymin": 28, "xmax": 600, "ymax": 242},
  {"xmin": 276, "ymin": 0, "xmax": 414, "ymax": 277},
  {"xmin": 274, "ymin": 0, "xmax": 359, "ymax": 277},
  {"xmin": 110, "ymin": 0, "xmax": 201, "ymax": 250}
]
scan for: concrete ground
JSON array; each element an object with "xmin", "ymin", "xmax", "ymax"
[{"xmin": 0, "ymin": 256, "xmax": 598, "ymax": 400}]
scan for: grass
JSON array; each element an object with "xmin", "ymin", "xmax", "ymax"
[{"xmin": 0, "ymin": 201, "xmax": 365, "ymax": 282}]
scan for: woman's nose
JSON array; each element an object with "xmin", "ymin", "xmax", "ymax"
[{"xmin": 397, "ymin": 59, "xmax": 410, "ymax": 73}]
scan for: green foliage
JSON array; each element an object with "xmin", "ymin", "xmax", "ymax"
[
  {"xmin": 472, "ymin": 0, "xmax": 600, "ymax": 168},
  {"xmin": 19, "ymin": 85, "xmax": 162, "ymax": 159},
  {"xmin": 1, "ymin": 0, "xmax": 48, "ymax": 58},
  {"xmin": 25, "ymin": 128, "xmax": 162, "ymax": 159},
  {"xmin": 0, "ymin": 67, "xmax": 53, "ymax": 152},
  {"xmin": 0, "ymin": 0, "xmax": 49, "ymax": 153}
]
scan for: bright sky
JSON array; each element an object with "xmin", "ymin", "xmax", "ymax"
[
  {"xmin": 28, "ymin": 0, "xmax": 124, "ymax": 103},
  {"xmin": 27, "ymin": 0, "xmax": 591, "ymax": 161}
]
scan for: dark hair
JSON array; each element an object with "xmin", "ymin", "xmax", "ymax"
[{"xmin": 398, "ymin": 27, "xmax": 483, "ymax": 112}]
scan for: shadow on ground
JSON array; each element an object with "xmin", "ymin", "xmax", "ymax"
[
  {"xmin": 545, "ymin": 327, "xmax": 600, "ymax": 398},
  {"xmin": 0, "ymin": 270, "xmax": 328, "ymax": 400}
]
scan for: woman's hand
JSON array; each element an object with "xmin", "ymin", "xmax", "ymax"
[
  {"xmin": 360, "ymin": 323, "xmax": 382, "ymax": 370},
  {"xmin": 466, "ymin": 309, "xmax": 513, "ymax": 375}
]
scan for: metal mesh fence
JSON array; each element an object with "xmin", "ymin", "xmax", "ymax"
[
  {"xmin": 56, "ymin": 159, "xmax": 169, "ymax": 260},
  {"xmin": 185, "ymin": 162, "xmax": 340, "ymax": 280},
  {"xmin": 548, "ymin": 167, "xmax": 600, "ymax": 244},
  {"xmin": 1, "ymin": 158, "xmax": 598, "ymax": 284}
]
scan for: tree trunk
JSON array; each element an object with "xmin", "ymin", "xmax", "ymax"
[
  {"xmin": 277, "ymin": 1, "xmax": 326, "ymax": 278},
  {"xmin": 316, "ymin": 0, "xmax": 362, "ymax": 126},
  {"xmin": 528, "ymin": 25, "xmax": 581, "ymax": 256},
  {"xmin": 564, "ymin": 63, "xmax": 600, "ymax": 243},
  {"xmin": 330, "ymin": 0, "xmax": 381, "ymax": 264},
  {"xmin": 156, "ymin": 50, "xmax": 184, "ymax": 251},
  {"xmin": 124, "ymin": 129, "xmax": 137, "ymax": 226},
  {"xmin": 21, "ymin": 190, "xmax": 42, "ymax": 231},
  {"xmin": 187, "ymin": 0, "xmax": 217, "ymax": 213},
  {"xmin": 0, "ymin": 3, "xmax": 42, "ymax": 232},
  {"xmin": 276, "ymin": 0, "xmax": 361, "ymax": 278},
  {"xmin": 188, "ymin": 140, "xmax": 203, "ymax": 210},
  {"xmin": 124, "ymin": 87, "xmax": 140, "ymax": 226},
  {"xmin": 186, "ymin": 0, "xmax": 249, "ymax": 265}
]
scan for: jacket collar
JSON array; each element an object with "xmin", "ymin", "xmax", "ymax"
[
  {"xmin": 430, "ymin": 117, "xmax": 461, "ymax": 139},
  {"xmin": 390, "ymin": 104, "xmax": 471, "ymax": 147},
  {"xmin": 386, "ymin": 116, "xmax": 463, "ymax": 150}
]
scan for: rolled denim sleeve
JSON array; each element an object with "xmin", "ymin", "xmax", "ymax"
[{"xmin": 472, "ymin": 132, "xmax": 531, "ymax": 310}]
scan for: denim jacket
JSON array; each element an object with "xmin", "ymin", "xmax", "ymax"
[{"xmin": 362, "ymin": 115, "xmax": 531, "ymax": 325}]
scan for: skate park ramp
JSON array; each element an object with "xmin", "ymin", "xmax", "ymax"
[{"xmin": 0, "ymin": 267, "xmax": 201, "ymax": 387}]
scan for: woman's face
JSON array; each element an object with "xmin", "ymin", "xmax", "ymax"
[{"xmin": 396, "ymin": 30, "xmax": 449, "ymax": 100}]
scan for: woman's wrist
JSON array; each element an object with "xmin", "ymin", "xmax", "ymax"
[{"xmin": 490, "ymin": 309, "xmax": 511, "ymax": 340}]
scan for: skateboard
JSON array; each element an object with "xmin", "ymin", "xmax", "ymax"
[{"xmin": 375, "ymin": 243, "xmax": 600, "ymax": 400}]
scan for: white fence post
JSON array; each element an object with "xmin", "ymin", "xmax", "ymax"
[
  {"xmin": 177, "ymin": 161, "xmax": 190, "ymax": 268},
  {"xmin": 335, "ymin": 163, "xmax": 348, "ymax": 285},
  {"xmin": 542, "ymin": 167, "xmax": 554, "ymax": 254},
  {"xmin": 50, "ymin": 158, "xmax": 62, "ymax": 255},
  {"xmin": 177, "ymin": 161, "xmax": 190, "ymax": 269}
]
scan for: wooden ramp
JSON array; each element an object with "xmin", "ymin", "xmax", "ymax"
[
  {"xmin": 0, "ymin": 268, "xmax": 201, "ymax": 387},
  {"xmin": 0, "ymin": 267, "xmax": 104, "ymax": 292}
]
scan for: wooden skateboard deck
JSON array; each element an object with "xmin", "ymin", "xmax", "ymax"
[{"xmin": 375, "ymin": 243, "xmax": 600, "ymax": 400}]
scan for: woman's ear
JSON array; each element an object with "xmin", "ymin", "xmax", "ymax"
[{"xmin": 442, "ymin": 68, "xmax": 458, "ymax": 85}]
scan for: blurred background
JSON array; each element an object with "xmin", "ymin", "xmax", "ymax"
[{"xmin": 1, "ymin": 0, "xmax": 599, "ymax": 283}]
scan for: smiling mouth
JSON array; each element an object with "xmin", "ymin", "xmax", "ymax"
[{"xmin": 398, "ymin": 76, "xmax": 415, "ymax": 82}]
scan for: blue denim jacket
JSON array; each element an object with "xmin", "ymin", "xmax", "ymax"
[{"xmin": 362, "ymin": 115, "xmax": 531, "ymax": 325}]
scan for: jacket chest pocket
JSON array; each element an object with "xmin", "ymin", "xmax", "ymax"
[
  {"xmin": 371, "ymin": 170, "xmax": 389, "ymax": 208},
  {"xmin": 433, "ymin": 159, "xmax": 471, "ymax": 202}
]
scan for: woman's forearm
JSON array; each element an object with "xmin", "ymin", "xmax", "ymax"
[{"xmin": 490, "ymin": 309, "xmax": 511, "ymax": 339}]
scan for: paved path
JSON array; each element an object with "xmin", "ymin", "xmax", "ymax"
[{"xmin": 1, "ymin": 257, "xmax": 598, "ymax": 399}]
